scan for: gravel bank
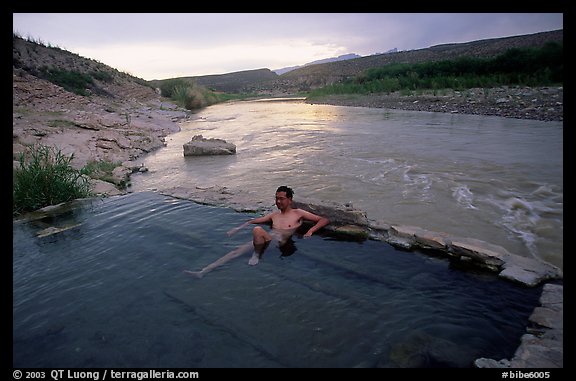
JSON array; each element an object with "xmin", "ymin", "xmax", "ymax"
[{"xmin": 307, "ymin": 86, "xmax": 563, "ymax": 122}]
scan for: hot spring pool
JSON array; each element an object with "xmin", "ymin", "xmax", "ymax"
[{"xmin": 13, "ymin": 191, "xmax": 541, "ymax": 368}]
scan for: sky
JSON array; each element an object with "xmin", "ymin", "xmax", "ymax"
[{"xmin": 12, "ymin": 13, "xmax": 563, "ymax": 81}]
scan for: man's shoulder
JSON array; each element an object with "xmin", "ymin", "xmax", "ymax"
[
  {"xmin": 292, "ymin": 208, "xmax": 310, "ymax": 215},
  {"xmin": 278, "ymin": 208, "xmax": 302, "ymax": 216}
]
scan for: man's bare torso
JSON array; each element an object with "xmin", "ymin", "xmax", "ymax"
[{"xmin": 271, "ymin": 209, "xmax": 303, "ymax": 230}]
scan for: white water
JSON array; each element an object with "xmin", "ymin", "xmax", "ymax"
[{"xmin": 130, "ymin": 98, "xmax": 563, "ymax": 269}]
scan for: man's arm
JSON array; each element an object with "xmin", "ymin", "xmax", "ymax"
[
  {"xmin": 298, "ymin": 210, "xmax": 330, "ymax": 237},
  {"xmin": 227, "ymin": 213, "xmax": 274, "ymax": 236}
]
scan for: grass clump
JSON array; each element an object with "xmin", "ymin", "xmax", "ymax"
[
  {"xmin": 158, "ymin": 78, "xmax": 232, "ymax": 110},
  {"xmin": 81, "ymin": 159, "xmax": 125, "ymax": 187},
  {"xmin": 13, "ymin": 144, "xmax": 93, "ymax": 216},
  {"xmin": 37, "ymin": 67, "xmax": 95, "ymax": 96}
]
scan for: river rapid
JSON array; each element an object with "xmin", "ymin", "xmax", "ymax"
[{"xmin": 129, "ymin": 98, "xmax": 563, "ymax": 270}]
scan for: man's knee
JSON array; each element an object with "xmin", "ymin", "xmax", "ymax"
[
  {"xmin": 252, "ymin": 226, "xmax": 266, "ymax": 235},
  {"xmin": 253, "ymin": 226, "xmax": 271, "ymax": 244}
]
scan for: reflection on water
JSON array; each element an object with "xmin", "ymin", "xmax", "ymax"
[
  {"xmin": 130, "ymin": 99, "xmax": 563, "ymax": 269},
  {"xmin": 13, "ymin": 192, "xmax": 541, "ymax": 368}
]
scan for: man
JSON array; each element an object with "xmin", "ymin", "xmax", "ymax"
[{"xmin": 185, "ymin": 186, "xmax": 330, "ymax": 278}]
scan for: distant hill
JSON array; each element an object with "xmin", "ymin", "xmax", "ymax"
[
  {"xmin": 150, "ymin": 68, "xmax": 279, "ymax": 94},
  {"xmin": 104, "ymin": 28, "xmax": 562, "ymax": 98},
  {"xmin": 247, "ymin": 29, "xmax": 563, "ymax": 95},
  {"xmin": 274, "ymin": 53, "xmax": 362, "ymax": 75},
  {"xmin": 161, "ymin": 54, "xmax": 364, "ymax": 93}
]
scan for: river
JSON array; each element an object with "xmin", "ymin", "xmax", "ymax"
[{"xmin": 129, "ymin": 98, "xmax": 563, "ymax": 270}]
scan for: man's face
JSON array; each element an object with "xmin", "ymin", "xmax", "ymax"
[{"xmin": 275, "ymin": 191, "xmax": 291, "ymax": 210}]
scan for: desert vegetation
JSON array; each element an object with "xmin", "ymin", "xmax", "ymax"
[
  {"xmin": 307, "ymin": 42, "xmax": 562, "ymax": 98},
  {"xmin": 13, "ymin": 144, "xmax": 94, "ymax": 216},
  {"xmin": 13, "ymin": 32, "xmax": 155, "ymax": 95},
  {"xmin": 157, "ymin": 78, "xmax": 252, "ymax": 110}
]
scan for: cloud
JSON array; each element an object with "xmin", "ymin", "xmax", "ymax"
[
  {"xmin": 75, "ymin": 39, "xmax": 348, "ymax": 79},
  {"xmin": 13, "ymin": 13, "xmax": 563, "ymax": 80}
]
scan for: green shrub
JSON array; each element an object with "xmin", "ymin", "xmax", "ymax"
[
  {"xmin": 13, "ymin": 144, "xmax": 93, "ymax": 216},
  {"xmin": 158, "ymin": 78, "xmax": 229, "ymax": 110},
  {"xmin": 37, "ymin": 67, "xmax": 95, "ymax": 96},
  {"xmin": 81, "ymin": 159, "xmax": 123, "ymax": 186},
  {"xmin": 158, "ymin": 78, "xmax": 190, "ymax": 98},
  {"xmin": 90, "ymin": 70, "xmax": 114, "ymax": 83}
]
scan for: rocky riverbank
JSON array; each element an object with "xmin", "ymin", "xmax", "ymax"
[
  {"xmin": 307, "ymin": 86, "xmax": 563, "ymax": 122},
  {"xmin": 12, "ymin": 68, "xmax": 191, "ymax": 196}
]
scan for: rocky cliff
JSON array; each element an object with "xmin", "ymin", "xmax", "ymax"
[{"xmin": 13, "ymin": 35, "xmax": 189, "ymax": 194}]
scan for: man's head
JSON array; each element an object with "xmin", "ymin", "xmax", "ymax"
[
  {"xmin": 276, "ymin": 185, "xmax": 294, "ymax": 199},
  {"xmin": 275, "ymin": 185, "xmax": 294, "ymax": 211}
]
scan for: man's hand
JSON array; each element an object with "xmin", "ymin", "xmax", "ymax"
[
  {"xmin": 227, "ymin": 222, "xmax": 249, "ymax": 237},
  {"xmin": 227, "ymin": 226, "xmax": 241, "ymax": 237}
]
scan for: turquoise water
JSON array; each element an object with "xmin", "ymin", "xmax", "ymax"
[{"xmin": 13, "ymin": 191, "xmax": 541, "ymax": 368}]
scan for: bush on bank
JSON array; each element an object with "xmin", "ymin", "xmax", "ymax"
[{"xmin": 13, "ymin": 144, "xmax": 93, "ymax": 216}]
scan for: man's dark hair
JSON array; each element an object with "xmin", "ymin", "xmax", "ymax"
[{"xmin": 276, "ymin": 185, "xmax": 294, "ymax": 199}]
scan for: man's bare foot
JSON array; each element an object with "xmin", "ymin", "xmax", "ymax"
[
  {"xmin": 184, "ymin": 270, "xmax": 204, "ymax": 279},
  {"xmin": 248, "ymin": 254, "xmax": 259, "ymax": 266}
]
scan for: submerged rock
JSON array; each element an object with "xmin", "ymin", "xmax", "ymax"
[{"xmin": 36, "ymin": 223, "xmax": 82, "ymax": 238}]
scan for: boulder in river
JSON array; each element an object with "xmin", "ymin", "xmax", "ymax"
[{"xmin": 183, "ymin": 135, "xmax": 236, "ymax": 156}]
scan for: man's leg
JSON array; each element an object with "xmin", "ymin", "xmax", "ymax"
[
  {"xmin": 185, "ymin": 240, "xmax": 253, "ymax": 278},
  {"xmin": 249, "ymin": 226, "xmax": 272, "ymax": 265}
]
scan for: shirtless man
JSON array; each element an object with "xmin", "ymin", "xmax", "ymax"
[{"xmin": 185, "ymin": 186, "xmax": 329, "ymax": 278}]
